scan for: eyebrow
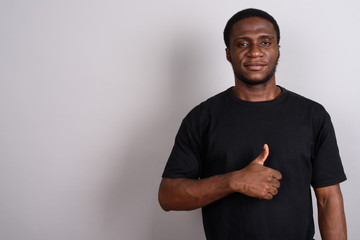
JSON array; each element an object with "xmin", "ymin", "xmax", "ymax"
[{"xmin": 233, "ymin": 35, "xmax": 276, "ymax": 42}]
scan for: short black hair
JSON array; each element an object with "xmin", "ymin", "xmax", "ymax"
[{"xmin": 223, "ymin": 8, "xmax": 280, "ymax": 48}]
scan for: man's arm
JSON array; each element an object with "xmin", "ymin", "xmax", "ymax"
[
  {"xmin": 314, "ymin": 184, "xmax": 347, "ymax": 240},
  {"xmin": 159, "ymin": 174, "xmax": 233, "ymax": 211},
  {"xmin": 158, "ymin": 144, "xmax": 282, "ymax": 211}
]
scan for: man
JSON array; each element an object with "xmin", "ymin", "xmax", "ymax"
[{"xmin": 158, "ymin": 8, "xmax": 347, "ymax": 240}]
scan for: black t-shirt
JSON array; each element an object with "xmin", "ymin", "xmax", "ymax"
[{"xmin": 162, "ymin": 87, "xmax": 346, "ymax": 240}]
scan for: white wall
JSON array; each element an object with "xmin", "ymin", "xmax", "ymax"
[{"xmin": 0, "ymin": 0, "xmax": 359, "ymax": 239}]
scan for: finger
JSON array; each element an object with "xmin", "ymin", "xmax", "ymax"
[
  {"xmin": 271, "ymin": 178, "xmax": 281, "ymax": 189},
  {"xmin": 269, "ymin": 186, "xmax": 278, "ymax": 196},
  {"xmin": 272, "ymin": 170, "xmax": 282, "ymax": 180},
  {"xmin": 263, "ymin": 193, "xmax": 273, "ymax": 200},
  {"xmin": 253, "ymin": 144, "xmax": 269, "ymax": 166}
]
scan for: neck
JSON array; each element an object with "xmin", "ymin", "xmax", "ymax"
[{"xmin": 232, "ymin": 79, "xmax": 281, "ymax": 102}]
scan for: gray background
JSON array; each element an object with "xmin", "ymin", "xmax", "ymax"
[{"xmin": 0, "ymin": 0, "xmax": 359, "ymax": 239}]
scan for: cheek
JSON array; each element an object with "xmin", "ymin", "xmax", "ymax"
[
  {"xmin": 232, "ymin": 51, "xmax": 246, "ymax": 63},
  {"xmin": 272, "ymin": 49, "xmax": 280, "ymax": 59}
]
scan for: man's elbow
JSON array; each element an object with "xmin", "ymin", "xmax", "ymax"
[
  {"xmin": 158, "ymin": 179, "xmax": 174, "ymax": 211},
  {"xmin": 158, "ymin": 188, "xmax": 171, "ymax": 211},
  {"xmin": 158, "ymin": 177, "xmax": 193, "ymax": 211}
]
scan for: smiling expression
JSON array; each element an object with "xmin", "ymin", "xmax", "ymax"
[{"xmin": 226, "ymin": 17, "xmax": 280, "ymax": 85}]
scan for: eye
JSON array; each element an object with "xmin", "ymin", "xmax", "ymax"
[
  {"xmin": 260, "ymin": 38, "xmax": 274, "ymax": 46},
  {"xmin": 237, "ymin": 42, "xmax": 249, "ymax": 47}
]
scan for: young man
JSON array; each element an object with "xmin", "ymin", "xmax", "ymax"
[{"xmin": 159, "ymin": 8, "xmax": 347, "ymax": 240}]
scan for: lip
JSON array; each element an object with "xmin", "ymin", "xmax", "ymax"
[{"xmin": 244, "ymin": 62, "xmax": 267, "ymax": 71}]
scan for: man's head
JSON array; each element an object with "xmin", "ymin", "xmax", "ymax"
[
  {"xmin": 224, "ymin": 8, "xmax": 280, "ymax": 49},
  {"xmin": 224, "ymin": 9, "xmax": 280, "ymax": 86}
]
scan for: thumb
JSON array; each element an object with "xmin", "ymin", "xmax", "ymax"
[{"xmin": 253, "ymin": 144, "xmax": 269, "ymax": 166}]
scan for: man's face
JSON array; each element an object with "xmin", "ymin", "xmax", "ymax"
[{"xmin": 226, "ymin": 17, "xmax": 280, "ymax": 85}]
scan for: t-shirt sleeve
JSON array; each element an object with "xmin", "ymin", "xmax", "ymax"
[
  {"xmin": 162, "ymin": 107, "xmax": 205, "ymax": 179},
  {"xmin": 311, "ymin": 109, "xmax": 347, "ymax": 188}
]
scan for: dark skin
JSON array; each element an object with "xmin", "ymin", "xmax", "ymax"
[
  {"xmin": 159, "ymin": 17, "xmax": 346, "ymax": 239},
  {"xmin": 315, "ymin": 185, "xmax": 347, "ymax": 240},
  {"xmin": 225, "ymin": 17, "xmax": 281, "ymax": 101}
]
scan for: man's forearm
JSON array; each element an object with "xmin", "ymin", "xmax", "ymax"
[
  {"xmin": 315, "ymin": 185, "xmax": 347, "ymax": 240},
  {"xmin": 158, "ymin": 174, "xmax": 234, "ymax": 211}
]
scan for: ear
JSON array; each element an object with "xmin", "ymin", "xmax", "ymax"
[
  {"xmin": 277, "ymin": 45, "xmax": 281, "ymax": 58},
  {"xmin": 225, "ymin": 48, "xmax": 231, "ymax": 62}
]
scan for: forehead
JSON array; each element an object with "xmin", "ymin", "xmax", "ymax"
[{"xmin": 230, "ymin": 17, "xmax": 277, "ymax": 39}]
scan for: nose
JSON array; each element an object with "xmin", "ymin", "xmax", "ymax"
[{"xmin": 247, "ymin": 44, "xmax": 263, "ymax": 57}]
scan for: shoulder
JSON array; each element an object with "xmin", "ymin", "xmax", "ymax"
[
  {"xmin": 285, "ymin": 88, "xmax": 322, "ymax": 107},
  {"xmin": 184, "ymin": 88, "xmax": 230, "ymax": 120},
  {"xmin": 180, "ymin": 88, "xmax": 230, "ymax": 133},
  {"xmin": 281, "ymin": 88, "xmax": 334, "ymax": 134},
  {"xmin": 283, "ymin": 88, "xmax": 329, "ymax": 116}
]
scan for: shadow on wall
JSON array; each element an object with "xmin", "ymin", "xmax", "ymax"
[{"xmin": 102, "ymin": 34, "xmax": 212, "ymax": 240}]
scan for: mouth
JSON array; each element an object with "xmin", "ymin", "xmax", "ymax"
[{"xmin": 244, "ymin": 62, "xmax": 267, "ymax": 71}]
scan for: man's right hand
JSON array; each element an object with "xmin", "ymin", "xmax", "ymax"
[
  {"xmin": 159, "ymin": 144, "xmax": 282, "ymax": 211},
  {"xmin": 229, "ymin": 144, "xmax": 282, "ymax": 200}
]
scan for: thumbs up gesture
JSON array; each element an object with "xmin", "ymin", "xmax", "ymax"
[
  {"xmin": 253, "ymin": 143, "xmax": 270, "ymax": 166},
  {"xmin": 230, "ymin": 144, "xmax": 282, "ymax": 200}
]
